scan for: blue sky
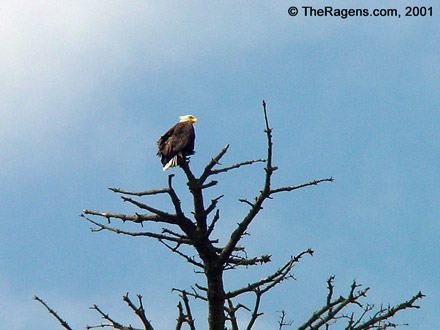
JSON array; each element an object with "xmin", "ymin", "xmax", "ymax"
[{"xmin": 0, "ymin": 1, "xmax": 438, "ymax": 329}]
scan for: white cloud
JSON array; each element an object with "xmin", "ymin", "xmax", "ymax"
[
  {"xmin": 0, "ymin": 2, "xmax": 160, "ymax": 175},
  {"xmin": 1, "ymin": 0, "xmax": 427, "ymax": 154}
]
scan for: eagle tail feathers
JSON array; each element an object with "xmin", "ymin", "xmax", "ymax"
[
  {"xmin": 163, "ymin": 156, "xmax": 177, "ymax": 171},
  {"xmin": 162, "ymin": 152, "xmax": 183, "ymax": 171}
]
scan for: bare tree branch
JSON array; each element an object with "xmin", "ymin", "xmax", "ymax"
[
  {"xmin": 159, "ymin": 239, "xmax": 204, "ymax": 268},
  {"xmin": 82, "ymin": 210, "xmax": 167, "ymax": 225},
  {"xmin": 200, "ymin": 180, "xmax": 218, "ymax": 189},
  {"xmin": 206, "ymin": 209, "xmax": 220, "ymax": 238},
  {"xmin": 81, "ymin": 214, "xmax": 191, "ymax": 244},
  {"xmin": 120, "ymin": 196, "xmax": 176, "ymax": 222},
  {"xmin": 175, "ymin": 302, "xmax": 186, "ymax": 330},
  {"xmin": 109, "ymin": 187, "xmax": 170, "ymax": 196},
  {"xmin": 219, "ymin": 101, "xmax": 277, "ymax": 264},
  {"xmin": 351, "ymin": 291, "xmax": 424, "ymax": 330},
  {"xmin": 166, "ymin": 174, "xmax": 185, "ymax": 217},
  {"xmin": 220, "ymin": 102, "xmax": 333, "ymax": 267},
  {"xmin": 173, "ymin": 287, "xmax": 207, "ymax": 302},
  {"xmin": 238, "ymin": 198, "xmax": 254, "ymax": 208},
  {"xmin": 123, "ymin": 293, "xmax": 155, "ymax": 330},
  {"xmin": 227, "ymin": 254, "xmax": 271, "ymax": 267},
  {"xmin": 245, "ymin": 289, "xmax": 264, "ymax": 330},
  {"xmin": 296, "ymin": 279, "xmax": 424, "ymax": 330},
  {"xmin": 87, "ymin": 303, "xmax": 141, "ymax": 330},
  {"xmin": 226, "ymin": 299, "xmax": 240, "ymax": 330},
  {"xmin": 326, "ymin": 276, "xmax": 336, "ymax": 307},
  {"xmin": 180, "ymin": 291, "xmax": 197, "ymax": 330},
  {"xmin": 305, "ymin": 281, "xmax": 369, "ymax": 330},
  {"xmin": 209, "ymin": 159, "xmax": 266, "ymax": 176},
  {"xmin": 226, "ymin": 249, "xmax": 313, "ymax": 299},
  {"xmin": 109, "ymin": 175, "xmax": 185, "ymax": 219},
  {"xmin": 34, "ymin": 296, "xmax": 75, "ymax": 330},
  {"xmin": 198, "ymin": 144, "xmax": 230, "ymax": 184},
  {"xmin": 270, "ymin": 178, "xmax": 334, "ymax": 195},
  {"xmin": 205, "ymin": 195, "xmax": 224, "ymax": 215},
  {"xmin": 178, "ymin": 154, "xmax": 209, "ymax": 233},
  {"xmin": 278, "ymin": 311, "xmax": 293, "ymax": 329},
  {"xmin": 85, "ymin": 294, "xmax": 156, "ymax": 330},
  {"xmin": 161, "ymin": 228, "xmax": 189, "ymax": 240}
]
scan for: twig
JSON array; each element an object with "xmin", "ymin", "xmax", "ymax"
[
  {"xmin": 205, "ymin": 195, "xmax": 224, "ymax": 215},
  {"xmin": 167, "ymin": 174, "xmax": 185, "ymax": 217},
  {"xmin": 238, "ymin": 199, "xmax": 254, "ymax": 208},
  {"xmin": 269, "ymin": 178, "xmax": 334, "ymax": 195},
  {"xmin": 81, "ymin": 214, "xmax": 192, "ymax": 244},
  {"xmin": 162, "ymin": 228, "xmax": 189, "ymax": 240},
  {"xmin": 120, "ymin": 196, "xmax": 176, "ymax": 223},
  {"xmin": 245, "ymin": 289, "xmax": 263, "ymax": 330},
  {"xmin": 82, "ymin": 210, "xmax": 165, "ymax": 225},
  {"xmin": 352, "ymin": 291, "xmax": 424, "ymax": 330},
  {"xmin": 199, "ymin": 144, "xmax": 230, "ymax": 184},
  {"xmin": 209, "ymin": 159, "xmax": 266, "ymax": 175},
  {"xmin": 175, "ymin": 302, "xmax": 185, "ymax": 330},
  {"xmin": 206, "ymin": 209, "xmax": 220, "ymax": 238},
  {"xmin": 305, "ymin": 281, "xmax": 369, "ymax": 330},
  {"xmin": 278, "ymin": 310, "xmax": 293, "ymax": 329},
  {"xmin": 226, "ymin": 249, "xmax": 313, "ymax": 299},
  {"xmin": 33, "ymin": 296, "xmax": 75, "ymax": 330},
  {"xmin": 227, "ymin": 254, "xmax": 271, "ymax": 267},
  {"xmin": 200, "ymin": 180, "xmax": 218, "ymax": 189},
  {"xmin": 173, "ymin": 287, "xmax": 207, "ymax": 302},
  {"xmin": 158, "ymin": 239, "xmax": 204, "ymax": 268},
  {"xmin": 123, "ymin": 293, "xmax": 155, "ymax": 330},
  {"xmin": 226, "ymin": 299, "xmax": 240, "ymax": 330},
  {"xmin": 296, "ymin": 279, "xmax": 424, "ymax": 330},
  {"xmin": 109, "ymin": 187, "xmax": 169, "ymax": 196},
  {"xmin": 87, "ymin": 304, "xmax": 140, "ymax": 330},
  {"xmin": 327, "ymin": 276, "xmax": 336, "ymax": 317},
  {"xmin": 181, "ymin": 291, "xmax": 196, "ymax": 330}
]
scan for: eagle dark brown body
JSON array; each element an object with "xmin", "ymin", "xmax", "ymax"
[{"xmin": 157, "ymin": 115, "xmax": 197, "ymax": 171}]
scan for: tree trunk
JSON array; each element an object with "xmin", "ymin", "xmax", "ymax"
[{"xmin": 206, "ymin": 262, "xmax": 225, "ymax": 330}]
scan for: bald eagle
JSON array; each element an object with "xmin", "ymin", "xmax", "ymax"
[{"xmin": 157, "ymin": 115, "xmax": 198, "ymax": 171}]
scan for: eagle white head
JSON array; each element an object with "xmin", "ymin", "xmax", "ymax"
[{"xmin": 179, "ymin": 115, "xmax": 198, "ymax": 123}]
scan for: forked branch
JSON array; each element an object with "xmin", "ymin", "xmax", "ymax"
[
  {"xmin": 226, "ymin": 249, "xmax": 314, "ymax": 299},
  {"xmin": 219, "ymin": 101, "xmax": 276, "ymax": 263},
  {"xmin": 123, "ymin": 293, "xmax": 155, "ymax": 330},
  {"xmin": 81, "ymin": 214, "xmax": 192, "ymax": 244},
  {"xmin": 220, "ymin": 101, "xmax": 332, "ymax": 265},
  {"xmin": 297, "ymin": 278, "xmax": 424, "ymax": 330},
  {"xmin": 87, "ymin": 304, "xmax": 131, "ymax": 330},
  {"xmin": 278, "ymin": 311, "xmax": 293, "ymax": 329},
  {"xmin": 86, "ymin": 294, "xmax": 154, "ymax": 330}
]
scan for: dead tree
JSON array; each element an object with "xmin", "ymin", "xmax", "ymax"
[{"xmin": 35, "ymin": 101, "xmax": 423, "ymax": 330}]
